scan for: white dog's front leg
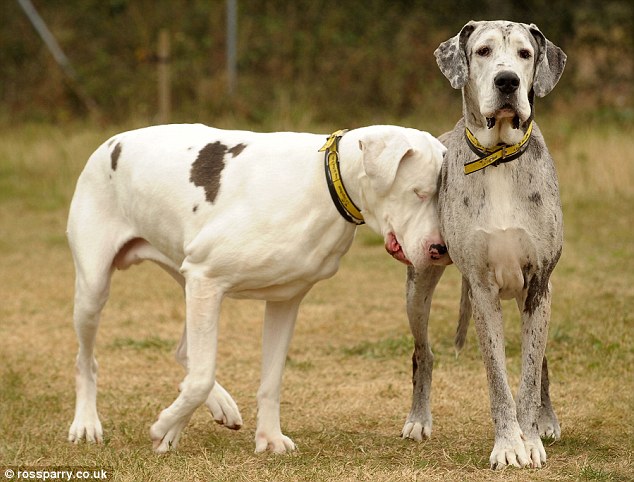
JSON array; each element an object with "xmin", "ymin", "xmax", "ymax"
[
  {"xmin": 255, "ymin": 293, "xmax": 306, "ymax": 453},
  {"xmin": 150, "ymin": 274, "xmax": 223, "ymax": 453},
  {"xmin": 69, "ymin": 355, "xmax": 102, "ymax": 444},
  {"xmin": 175, "ymin": 326, "xmax": 243, "ymax": 429}
]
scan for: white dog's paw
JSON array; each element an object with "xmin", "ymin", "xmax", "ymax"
[
  {"xmin": 68, "ymin": 411, "xmax": 103, "ymax": 444},
  {"xmin": 523, "ymin": 436, "xmax": 547, "ymax": 468},
  {"xmin": 254, "ymin": 431, "xmax": 296, "ymax": 454},
  {"xmin": 150, "ymin": 410, "xmax": 192, "ymax": 453},
  {"xmin": 538, "ymin": 406, "xmax": 561, "ymax": 441},
  {"xmin": 206, "ymin": 383, "xmax": 243, "ymax": 430},
  {"xmin": 489, "ymin": 432, "xmax": 531, "ymax": 470},
  {"xmin": 401, "ymin": 418, "xmax": 432, "ymax": 441}
]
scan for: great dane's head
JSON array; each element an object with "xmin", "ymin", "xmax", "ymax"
[
  {"xmin": 356, "ymin": 127, "xmax": 451, "ymax": 268},
  {"xmin": 435, "ymin": 21, "xmax": 566, "ymax": 146}
]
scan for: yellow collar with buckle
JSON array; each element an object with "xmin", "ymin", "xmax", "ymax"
[
  {"xmin": 463, "ymin": 121, "xmax": 533, "ymax": 175},
  {"xmin": 319, "ymin": 129, "xmax": 364, "ymax": 225}
]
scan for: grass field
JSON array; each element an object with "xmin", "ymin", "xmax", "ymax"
[{"xmin": 0, "ymin": 118, "xmax": 632, "ymax": 481}]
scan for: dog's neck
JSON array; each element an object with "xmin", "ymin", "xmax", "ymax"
[
  {"xmin": 463, "ymin": 89, "xmax": 532, "ymax": 149},
  {"xmin": 324, "ymin": 133, "xmax": 366, "ymax": 225}
]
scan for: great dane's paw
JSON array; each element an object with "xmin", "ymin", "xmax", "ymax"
[
  {"xmin": 538, "ymin": 406, "xmax": 561, "ymax": 441},
  {"xmin": 68, "ymin": 411, "xmax": 103, "ymax": 444},
  {"xmin": 523, "ymin": 436, "xmax": 547, "ymax": 468},
  {"xmin": 489, "ymin": 433, "xmax": 531, "ymax": 470},
  {"xmin": 254, "ymin": 431, "xmax": 296, "ymax": 454},
  {"xmin": 150, "ymin": 411, "xmax": 192, "ymax": 453},
  {"xmin": 401, "ymin": 419, "xmax": 432, "ymax": 441},
  {"xmin": 206, "ymin": 383, "xmax": 243, "ymax": 430}
]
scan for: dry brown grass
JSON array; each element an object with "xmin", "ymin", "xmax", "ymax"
[{"xmin": 0, "ymin": 119, "xmax": 633, "ymax": 481}]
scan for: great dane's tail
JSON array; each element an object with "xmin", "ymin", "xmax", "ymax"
[{"xmin": 455, "ymin": 276, "xmax": 472, "ymax": 356}]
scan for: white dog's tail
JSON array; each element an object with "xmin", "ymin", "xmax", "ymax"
[{"xmin": 454, "ymin": 276, "xmax": 471, "ymax": 357}]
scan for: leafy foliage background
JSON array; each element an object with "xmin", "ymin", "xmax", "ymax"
[{"xmin": 1, "ymin": 0, "xmax": 631, "ymax": 124}]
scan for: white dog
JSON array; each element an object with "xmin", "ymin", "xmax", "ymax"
[{"xmin": 67, "ymin": 124, "xmax": 450, "ymax": 453}]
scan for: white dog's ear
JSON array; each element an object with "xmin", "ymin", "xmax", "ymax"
[
  {"xmin": 359, "ymin": 134, "xmax": 413, "ymax": 195},
  {"xmin": 529, "ymin": 24, "xmax": 567, "ymax": 97},
  {"xmin": 434, "ymin": 21, "xmax": 478, "ymax": 89}
]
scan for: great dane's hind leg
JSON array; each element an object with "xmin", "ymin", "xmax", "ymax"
[
  {"xmin": 538, "ymin": 356, "xmax": 561, "ymax": 441},
  {"xmin": 402, "ymin": 264, "xmax": 446, "ymax": 441},
  {"xmin": 255, "ymin": 293, "xmax": 306, "ymax": 453},
  {"xmin": 470, "ymin": 282, "xmax": 530, "ymax": 469},
  {"xmin": 150, "ymin": 272, "xmax": 223, "ymax": 453},
  {"xmin": 175, "ymin": 326, "xmax": 243, "ymax": 429},
  {"xmin": 454, "ymin": 276, "xmax": 472, "ymax": 355}
]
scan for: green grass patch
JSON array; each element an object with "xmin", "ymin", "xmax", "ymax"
[{"xmin": 110, "ymin": 336, "xmax": 176, "ymax": 352}]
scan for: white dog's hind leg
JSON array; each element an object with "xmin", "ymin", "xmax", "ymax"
[
  {"xmin": 175, "ymin": 327, "xmax": 243, "ymax": 429},
  {"xmin": 69, "ymin": 275, "xmax": 110, "ymax": 444},
  {"xmin": 150, "ymin": 272, "xmax": 223, "ymax": 453},
  {"xmin": 255, "ymin": 293, "xmax": 306, "ymax": 453},
  {"xmin": 67, "ymin": 234, "xmax": 122, "ymax": 444}
]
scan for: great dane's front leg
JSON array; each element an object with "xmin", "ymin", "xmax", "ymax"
[
  {"xmin": 402, "ymin": 264, "xmax": 446, "ymax": 441},
  {"xmin": 515, "ymin": 283, "xmax": 552, "ymax": 468},
  {"xmin": 255, "ymin": 293, "xmax": 306, "ymax": 453},
  {"xmin": 470, "ymin": 282, "xmax": 529, "ymax": 469},
  {"xmin": 514, "ymin": 294, "xmax": 560, "ymax": 443},
  {"xmin": 150, "ymin": 273, "xmax": 223, "ymax": 453}
]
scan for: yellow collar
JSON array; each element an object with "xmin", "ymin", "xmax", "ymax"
[
  {"xmin": 464, "ymin": 121, "xmax": 533, "ymax": 175},
  {"xmin": 319, "ymin": 130, "xmax": 364, "ymax": 225}
]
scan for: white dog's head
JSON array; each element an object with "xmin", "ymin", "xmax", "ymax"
[
  {"xmin": 355, "ymin": 126, "xmax": 451, "ymax": 269},
  {"xmin": 434, "ymin": 21, "xmax": 566, "ymax": 146}
]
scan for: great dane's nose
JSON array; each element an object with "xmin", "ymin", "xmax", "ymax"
[{"xmin": 494, "ymin": 71, "xmax": 520, "ymax": 94}]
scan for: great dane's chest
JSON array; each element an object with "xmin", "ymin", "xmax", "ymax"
[{"xmin": 439, "ymin": 139, "xmax": 562, "ymax": 297}]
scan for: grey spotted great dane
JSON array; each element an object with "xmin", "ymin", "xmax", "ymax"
[{"xmin": 402, "ymin": 21, "xmax": 566, "ymax": 469}]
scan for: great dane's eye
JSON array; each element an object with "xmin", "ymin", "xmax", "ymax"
[
  {"xmin": 476, "ymin": 46, "xmax": 491, "ymax": 57},
  {"xmin": 519, "ymin": 49, "xmax": 532, "ymax": 59}
]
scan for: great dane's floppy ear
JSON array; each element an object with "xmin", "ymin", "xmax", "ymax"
[
  {"xmin": 434, "ymin": 21, "xmax": 478, "ymax": 89},
  {"xmin": 529, "ymin": 24, "xmax": 567, "ymax": 97},
  {"xmin": 359, "ymin": 133, "xmax": 413, "ymax": 195}
]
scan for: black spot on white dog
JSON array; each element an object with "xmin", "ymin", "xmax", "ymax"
[
  {"xmin": 189, "ymin": 142, "xmax": 248, "ymax": 204},
  {"xmin": 228, "ymin": 143, "xmax": 247, "ymax": 157},
  {"xmin": 190, "ymin": 142, "xmax": 228, "ymax": 203},
  {"xmin": 111, "ymin": 142, "xmax": 122, "ymax": 171}
]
